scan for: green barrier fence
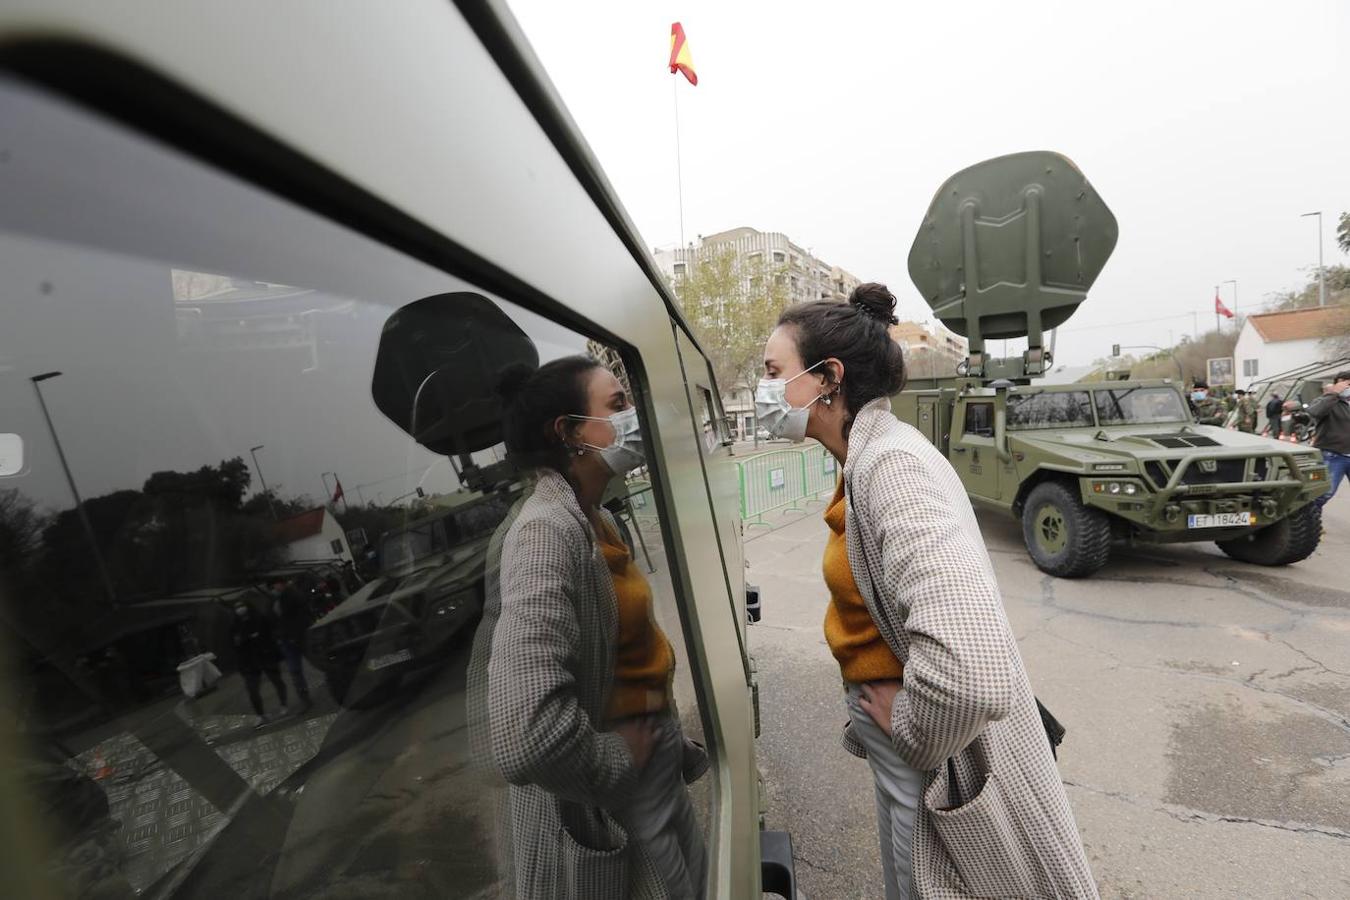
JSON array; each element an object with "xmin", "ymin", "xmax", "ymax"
[{"xmin": 736, "ymin": 445, "xmax": 839, "ymax": 526}]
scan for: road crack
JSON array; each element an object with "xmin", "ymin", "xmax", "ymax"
[{"xmin": 1062, "ymin": 779, "xmax": 1350, "ymax": 842}]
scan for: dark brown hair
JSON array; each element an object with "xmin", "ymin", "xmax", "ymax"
[
  {"xmin": 497, "ymin": 355, "xmax": 603, "ymax": 473},
  {"xmin": 776, "ymin": 282, "xmax": 907, "ymax": 428}
]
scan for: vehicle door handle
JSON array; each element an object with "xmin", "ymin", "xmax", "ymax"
[{"xmin": 952, "ymin": 446, "xmax": 967, "ymax": 453}]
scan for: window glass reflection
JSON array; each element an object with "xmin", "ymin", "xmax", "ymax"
[{"xmin": 0, "ymin": 74, "xmax": 710, "ymax": 898}]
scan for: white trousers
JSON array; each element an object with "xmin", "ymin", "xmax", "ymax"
[{"xmin": 846, "ymin": 684, "xmax": 925, "ymax": 900}]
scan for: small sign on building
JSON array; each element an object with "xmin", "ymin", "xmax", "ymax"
[{"xmin": 1206, "ymin": 357, "xmax": 1235, "ymax": 387}]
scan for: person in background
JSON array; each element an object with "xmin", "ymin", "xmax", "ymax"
[
  {"xmin": 1234, "ymin": 390, "xmax": 1259, "ymax": 434},
  {"xmin": 270, "ymin": 579, "xmax": 313, "ymax": 712},
  {"xmin": 1308, "ymin": 371, "xmax": 1350, "ymax": 507},
  {"xmin": 1265, "ymin": 392, "xmax": 1284, "ymax": 437},
  {"xmin": 1190, "ymin": 381, "xmax": 1226, "ymax": 425},
  {"xmin": 232, "ymin": 600, "xmax": 288, "ymax": 728}
]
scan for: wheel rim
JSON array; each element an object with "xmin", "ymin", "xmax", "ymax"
[{"xmin": 1033, "ymin": 503, "xmax": 1068, "ymax": 554}]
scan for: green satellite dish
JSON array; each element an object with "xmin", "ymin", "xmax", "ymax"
[{"xmin": 907, "ymin": 151, "xmax": 1117, "ymax": 361}]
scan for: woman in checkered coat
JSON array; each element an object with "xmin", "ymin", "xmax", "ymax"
[
  {"xmin": 757, "ymin": 284, "xmax": 1097, "ymax": 899},
  {"xmin": 470, "ymin": 356, "xmax": 706, "ymax": 900}
]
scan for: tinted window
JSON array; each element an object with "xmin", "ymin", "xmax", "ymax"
[
  {"xmin": 1094, "ymin": 387, "xmax": 1189, "ymax": 425},
  {"xmin": 1006, "ymin": 391, "xmax": 1095, "ymax": 429},
  {"xmin": 0, "ymin": 76, "xmax": 710, "ymax": 898},
  {"xmin": 963, "ymin": 402, "xmax": 995, "ymax": 438}
]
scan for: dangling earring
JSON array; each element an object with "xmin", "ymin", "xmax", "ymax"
[{"xmin": 821, "ymin": 393, "xmax": 832, "ymax": 406}]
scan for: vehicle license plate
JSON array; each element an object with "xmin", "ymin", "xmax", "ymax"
[
  {"xmin": 1187, "ymin": 512, "xmax": 1251, "ymax": 529},
  {"xmin": 367, "ymin": 649, "xmax": 413, "ymax": 671}
]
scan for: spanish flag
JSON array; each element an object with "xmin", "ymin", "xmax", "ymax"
[{"xmin": 669, "ymin": 22, "xmax": 697, "ymax": 85}]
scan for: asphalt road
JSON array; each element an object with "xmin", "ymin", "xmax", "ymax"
[{"xmin": 749, "ymin": 494, "xmax": 1350, "ymax": 899}]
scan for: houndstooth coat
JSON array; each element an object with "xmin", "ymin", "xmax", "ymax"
[
  {"xmin": 842, "ymin": 398, "xmax": 1099, "ymax": 899},
  {"xmin": 470, "ymin": 469, "xmax": 669, "ymax": 900}
]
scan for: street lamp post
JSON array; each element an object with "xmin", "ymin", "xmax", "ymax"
[
  {"xmin": 248, "ymin": 444, "xmax": 278, "ymax": 521},
  {"xmin": 30, "ymin": 372, "xmax": 118, "ymax": 608},
  {"xmin": 1301, "ymin": 211, "xmax": 1326, "ymax": 307}
]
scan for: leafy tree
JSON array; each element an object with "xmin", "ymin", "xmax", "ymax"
[
  {"xmin": 241, "ymin": 491, "xmax": 315, "ymax": 520},
  {"xmin": 1338, "ymin": 212, "xmax": 1349, "ymax": 256},
  {"xmin": 39, "ymin": 457, "xmax": 285, "ymax": 605},
  {"xmin": 671, "ymin": 248, "xmax": 791, "ymax": 395}
]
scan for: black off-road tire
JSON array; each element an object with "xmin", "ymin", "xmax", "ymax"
[
  {"xmin": 1021, "ymin": 481, "xmax": 1113, "ymax": 578},
  {"xmin": 1216, "ymin": 503, "xmax": 1322, "ymax": 566}
]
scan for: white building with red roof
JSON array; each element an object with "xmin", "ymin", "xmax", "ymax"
[
  {"xmin": 274, "ymin": 507, "xmax": 354, "ymax": 565},
  {"xmin": 1233, "ymin": 306, "xmax": 1349, "ymax": 390}
]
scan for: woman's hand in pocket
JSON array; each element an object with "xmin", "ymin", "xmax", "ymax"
[
  {"xmin": 859, "ymin": 680, "xmax": 901, "ymax": 734},
  {"xmin": 613, "ymin": 718, "xmax": 656, "ymax": 770}
]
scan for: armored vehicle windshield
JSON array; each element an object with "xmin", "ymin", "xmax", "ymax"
[{"xmin": 1093, "ymin": 387, "xmax": 1189, "ymax": 426}]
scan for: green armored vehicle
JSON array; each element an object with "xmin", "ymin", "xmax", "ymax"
[{"xmin": 893, "ymin": 152, "xmax": 1331, "ymax": 577}]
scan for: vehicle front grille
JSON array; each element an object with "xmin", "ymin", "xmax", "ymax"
[
  {"xmin": 1178, "ymin": 459, "xmax": 1247, "ymax": 485},
  {"xmin": 1145, "ymin": 457, "xmax": 1271, "ymax": 487},
  {"xmin": 1144, "ymin": 461, "xmax": 1170, "ymax": 488},
  {"xmin": 313, "ymin": 609, "xmax": 383, "ymax": 648}
]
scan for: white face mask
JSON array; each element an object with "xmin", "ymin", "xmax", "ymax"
[
  {"xmin": 570, "ymin": 407, "xmax": 645, "ymax": 474},
  {"xmin": 755, "ymin": 360, "xmax": 826, "ymax": 443}
]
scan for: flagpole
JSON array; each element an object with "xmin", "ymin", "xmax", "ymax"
[
  {"xmin": 672, "ymin": 74, "xmax": 685, "ymax": 248},
  {"xmin": 1214, "ymin": 285, "xmax": 1219, "ymax": 334}
]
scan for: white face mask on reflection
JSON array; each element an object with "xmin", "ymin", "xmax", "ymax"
[
  {"xmin": 755, "ymin": 361, "xmax": 826, "ymax": 443},
  {"xmin": 570, "ymin": 407, "xmax": 645, "ymax": 474}
]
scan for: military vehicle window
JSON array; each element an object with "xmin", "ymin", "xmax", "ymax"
[
  {"xmin": 1006, "ymin": 391, "xmax": 1095, "ymax": 429},
  {"xmin": 963, "ymin": 402, "xmax": 995, "ymax": 438},
  {"xmin": 0, "ymin": 75, "xmax": 709, "ymax": 899},
  {"xmin": 1094, "ymin": 387, "xmax": 1189, "ymax": 425}
]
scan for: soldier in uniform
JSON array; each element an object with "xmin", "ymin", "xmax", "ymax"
[
  {"xmin": 1190, "ymin": 381, "xmax": 1226, "ymax": 425},
  {"xmin": 1233, "ymin": 390, "xmax": 1259, "ymax": 433}
]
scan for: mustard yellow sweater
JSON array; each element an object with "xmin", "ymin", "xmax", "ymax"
[
  {"xmin": 599, "ymin": 521, "xmax": 675, "ymax": 719},
  {"xmin": 822, "ymin": 479, "xmax": 904, "ymax": 683}
]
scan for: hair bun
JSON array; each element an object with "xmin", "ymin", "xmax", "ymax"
[
  {"xmin": 848, "ymin": 282, "xmax": 899, "ymax": 326},
  {"xmin": 495, "ymin": 363, "xmax": 536, "ymax": 403}
]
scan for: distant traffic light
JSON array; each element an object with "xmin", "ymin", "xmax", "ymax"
[{"xmin": 1112, "ymin": 343, "xmax": 1120, "ymax": 357}]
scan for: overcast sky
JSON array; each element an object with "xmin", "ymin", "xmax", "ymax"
[{"xmin": 507, "ymin": 0, "xmax": 1348, "ymax": 365}]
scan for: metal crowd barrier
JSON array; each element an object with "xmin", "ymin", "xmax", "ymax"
[{"xmin": 737, "ymin": 445, "xmax": 839, "ymax": 526}]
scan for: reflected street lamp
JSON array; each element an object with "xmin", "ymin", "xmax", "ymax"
[
  {"xmin": 30, "ymin": 371, "xmax": 118, "ymax": 608},
  {"xmin": 249, "ymin": 444, "xmax": 278, "ymax": 521}
]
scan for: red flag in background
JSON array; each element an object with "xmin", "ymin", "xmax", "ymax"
[
  {"xmin": 331, "ymin": 477, "xmax": 345, "ymax": 504},
  {"xmin": 669, "ymin": 22, "xmax": 698, "ymax": 85},
  {"xmin": 1215, "ymin": 293, "xmax": 1234, "ymax": 319}
]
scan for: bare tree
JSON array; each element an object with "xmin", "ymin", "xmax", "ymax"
[{"xmin": 0, "ymin": 488, "xmax": 47, "ymax": 575}]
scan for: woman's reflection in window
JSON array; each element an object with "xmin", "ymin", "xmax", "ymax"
[{"xmin": 469, "ymin": 356, "xmax": 706, "ymax": 900}]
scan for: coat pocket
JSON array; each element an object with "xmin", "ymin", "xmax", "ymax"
[
  {"xmin": 557, "ymin": 813, "xmax": 630, "ymax": 900},
  {"xmin": 927, "ymin": 771, "xmax": 1044, "ymax": 898}
]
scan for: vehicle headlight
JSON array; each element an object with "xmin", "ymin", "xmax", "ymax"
[
  {"xmin": 1123, "ymin": 483, "xmax": 1138, "ymax": 495},
  {"xmin": 1108, "ymin": 482, "xmax": 1122, "ymax": 494}
]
